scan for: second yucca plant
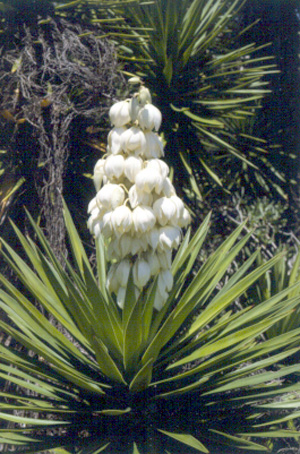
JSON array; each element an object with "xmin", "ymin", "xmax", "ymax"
[{"xmin": 1, "ymin": 85, "xmax": 300, "ymax": 454}]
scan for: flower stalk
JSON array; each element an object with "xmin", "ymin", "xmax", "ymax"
[{"xmin": 88, "ymin": 81, "xmax": 190, "ymax": 310}]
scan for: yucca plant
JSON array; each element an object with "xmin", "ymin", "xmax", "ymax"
[
  {"xmin": 55, "ymin": 0, "xmax": 284, "ymax": 201},
  {"xmin": 249, "ymin": 249, "xmax": 300, "ymax": 342},
  {"xmin": 1, "ymin": 86, "xmax": 300, "ymax": 454},
  {"xmin": 2, "ymin": 202, "xmax": 300, "ymax": 454}
]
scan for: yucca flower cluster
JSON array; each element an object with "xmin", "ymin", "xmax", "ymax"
[{"xmin": 88, "ymin": 81, "xmax": 190, "ymax": 310}]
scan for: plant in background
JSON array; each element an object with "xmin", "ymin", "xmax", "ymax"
[
  {"xmin": 57, "ymin": 0, "xmax": 286, "ymax": 204},
  {"xmin": 1, "ymin": 86, "xmax": 300, "ymax": 454}
]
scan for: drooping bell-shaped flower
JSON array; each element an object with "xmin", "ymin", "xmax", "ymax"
[
  {"xmin": 93, "ymin": 159, "xmax": 106, "ymax": 192},
  {"xmin": 121, "ymin": 126, "xmax": 146, "ymax": 155},
  {"xmin": 97, "ymin": 184, "xmax": 125, "ymax": 210},
  {"xmin": 109, "ymin": 100, "xmax": 131, "ymax": 127},
  {"xmin": 108, "ymin": 127, "xmax": 127, "ymax": 155},
  {"xmin": 137, "ymin": 104, "xmax": 162, "ymax": 131},
  {"xmin": 124, "ymin": 156, "xmax": 143, "ymax": 183},
  {"xmin": 111, "ymin": 205, "xmax": 133, "ymax": 236}
]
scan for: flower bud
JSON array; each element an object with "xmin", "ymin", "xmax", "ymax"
[
  {"xmin": 138, "ymin": 86, "xmax": 152, "ymax": 106},
  {"xmin": 109, "ymin": 101, "xmax": 131, "ymax": 127},
  {"xmin": 129, "ymin": 95, "xmax": 141, "ymax": 122},
  {"xmin": 137, "ymin": 104, "xmax": 162, "ymax": 131}
]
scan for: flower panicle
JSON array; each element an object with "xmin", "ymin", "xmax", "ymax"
[{"xmin": 88, "ymin": 82, "xmax": 191, "ymax": 310}]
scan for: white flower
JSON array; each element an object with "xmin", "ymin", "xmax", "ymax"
[
  {"xmin": 98, "ymin": 211, "xmax": 113, "ymax": 238},
  {"xmin": 129, "ymin": 95, "xmax": 141, "ymax": 122},
  {"xmin": 146, "ymin": 159, "xmax": 169, "ymax": 180},
  {"xmin": 124, "ymin": 156, "xmax": 143, "ymax": 183},
  {"xmin": 116, "ymin": 259, "xmax": 131, "ymax": 287},
  {"xmin": 144, "ymin": 252, "xmax": 160, "ymax": 275},
  {"xmin": 138, "ymin": 86, "xmax": 152, "ymax": 106},
  {"xmin": 157, "ymin": 250, "xmax": 172, "ymax": 269},
  {"xmin": 108, "ymin": 127, "xmax": 127, "ymax": 155},
  {"xmin": 158, "ymin": 226, "xmax": 181, "ymax": 251},
  {"xmin": 153, "ymin": 286, "xmax": 169, "ymax": 311},
  {"xmin": 144, "ymin": 131, "xmax": 164, "ymax": 159},
  {"xmin": 135, "ymin": 167, "xmax": 163, "ymax": 194},
  {"xmin": 109, "ymin": 101, "xmax": 131, "ymax": 127},
  {"xmin": 133, "ymin": 258, "xmax": 151, "ymax": 289},
  {"xmin": 116, "ymin": 286, "xmax": 127, "ymax": 309},
  {"xmin": 129, "ymin": 185, "xmax": 153, "ymax": 209},
  {"xmin": 132, "ymin": 206, "xmax": 156, "ymax": 234},
  {"xmin": 137, "ymin": 104, "xmax": 162, "ymax": 131},
  {"xmin": 158, "ymin": 269, "xmax": 173, "ymax": 293},
  {"xmin": 145, "ymin": 227, "xmax": 160, "ymax": 250},
  {"xmin": 121, "ymin": 126, "xmax": 146, "ymax": 155},
  {"xmin": 153, "ymin": 197, "xmax": 177, "ymax": 226},
  {"xmin": 94, "ymin": 159, "xmax": 106, "ymax": 191},
  {"xmin": 106, "ymin": 264, "xmax": 119, "ymax": 293},
  {"xmin": 160, "ymin": 178, "xmax": 176, "ymax": 197},
  {"xmin": 97, "ymin": 184, "xmax": 125, "ymax": 210},
  {"xmin": 87, "ymin": 196, "xmax": 98, "ymax": 215},
  {"xmin": 104, "ymin": 155, "xmax": 125, "ymax": 180},
  {"xmin": 111, "ymin": 205, "xmax": 133, "ymax": 235},
  {"xmin": 178, "ymin": 208, "xmax": 191, "ymax": 228}
]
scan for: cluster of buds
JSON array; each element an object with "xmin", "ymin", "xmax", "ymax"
[{"xmin": 88, "ymin": 80, "xmax": 190, "ymax": 310}]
